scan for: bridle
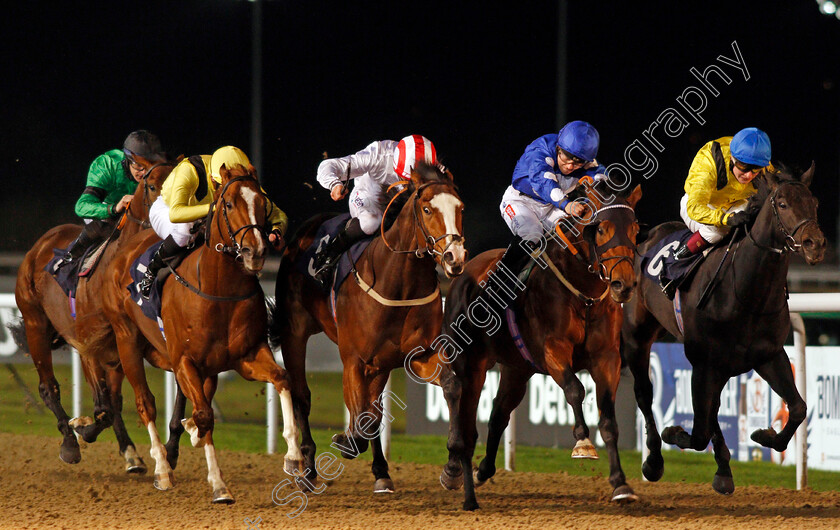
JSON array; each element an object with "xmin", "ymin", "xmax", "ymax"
[
  {"xmin": 577, "ymin": 203, "xmax": 637, "ymax": 283},
  {"xmin": 124, "ymin": 161, "xmax": 176, "ymax": 229},
  {"xmin": 210, "ymin": 174, "xmax": 275, "ymax": 261},
  {"xmin": 380, "ymin": 180, "xmax": 464, "ymax": 260},
  {"xmin": 747, "ymin": 180, "xmax": 818, "ymax": 255}
]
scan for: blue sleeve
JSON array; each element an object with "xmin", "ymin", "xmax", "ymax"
[{"xmin": 525, "ymin": 149, "xmax": 565, "ymax": 208}]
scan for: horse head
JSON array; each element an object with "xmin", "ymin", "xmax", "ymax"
[
  {"xmin": 750, "ymin": 163, "xmax": 825, "ymax": 265},
  {"xmin": 124, "ymin": 155, "xmax": 179, "ymax": 228},
  {"xmin": 580, "ymin": 179, "xmax": 642, "ymax": 303},
  {"xmin": 212, "ymin": 163, "xmax": 272, "ymax": 274},
  {"xmin": 404, "ymin": 162, "xmax": 466, "ymax": 278}
]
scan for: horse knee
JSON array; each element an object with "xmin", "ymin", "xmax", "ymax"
[
  {"xmin": 788, "ymin": 399, "xmax": 806, "ymax": 425},
  {"xmin": 193, "ymin": 408, "xmax": 214, "ymax": 437}
]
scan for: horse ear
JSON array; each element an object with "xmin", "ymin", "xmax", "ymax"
[
  {"xmin": 248, "ymin": 163, "xmax": 259, "ymax": 180},
  {"xmin": 219, "ymin": 163, "xmax": 230, "ymax": 183},
  {"xmin": 764, "ymin": 167, "xmax": 780, "ymax": 190},
  {"xmin": 409, "ymin": 166, "xmax": 426, "ymax": 187},
  {"xmin": 626, "ymin": 184, "xmax": 642, "ymax": 209},
  {"xmin": 800, "ymin": 161, "xmax": 815, "ymax": 187},
  {"xmin": 175, "ymin": 154, "xmax": 186, "ymax": 163}
]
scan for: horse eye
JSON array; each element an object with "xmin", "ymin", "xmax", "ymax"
[
  {"xmin": 423, "ymin": 206, "xmax": 431, "ymax": 215},
  {"xmin": 148, "ymin": 185, "xmax": 156, "ymax": 192},
  {"xmin": 778, "ymin": 202, "xmax": 787, "ymax": 209},
  {"xmin": 225, "ymin": 201, "xmax": 233, "ymax": 209}
]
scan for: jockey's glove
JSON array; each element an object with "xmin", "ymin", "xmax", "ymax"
[{"xmin": 725, "ymin": 211, "xmax": 749, "ymax": 227}]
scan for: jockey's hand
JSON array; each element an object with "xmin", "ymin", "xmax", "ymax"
[
  {"xmin": 330, "ymin": 184, "xmax": 348, "ymax": 201},
  {"xmin": 269, "ymin": 229, "xmax": 285, "ymax": 251},
  {"xmin": 114, "ymin": 195, "xmax": 133, "ymax": 214},
  {"xmin": 564, "ymin": 201, "xmax": 586, "ymax": 217},
  {"xmin": 725, "ymin": 211, "xmax": 749, "ymax": 227}
]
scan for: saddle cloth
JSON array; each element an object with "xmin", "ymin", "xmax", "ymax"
[{"xmin": 297, "ymin": 213, "xmax": 372, "ymax": 293}]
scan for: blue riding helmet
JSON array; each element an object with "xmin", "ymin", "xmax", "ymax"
[
  {"xmin": 556, "ymin": 120, "xmax": 600, "ymax": 163},
  {"xmin": 730, "ymin": 127, "xmax": 771, "ymax": 167}
]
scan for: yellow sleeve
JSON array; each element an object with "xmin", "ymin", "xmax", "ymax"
[
  {"xmin": 167, "ymin": 163, "xmax": 212, "ymax": 223},
  {"xmin": 684, "ymin": 145, "xmax": 726, "ymax": 226},
  {"xmin": 261, "ymin": 187, "xmax": 288, "ymax": 235}
]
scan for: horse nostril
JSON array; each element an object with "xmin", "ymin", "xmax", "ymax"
[
  {"xmin": 444, "ymin": 251, "xmax": 455, "ymax": 265},
  {"xmin": 610, "ymin": 281, "xmax": 623, "ymax": 291},
  {"xmin": 241, "ymin": 247, "xmax": 253, "ymax": 256}
]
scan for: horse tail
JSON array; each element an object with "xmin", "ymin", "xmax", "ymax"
[
  {"xmin": 266, "ymin": 295, "xmax": 282, "ymax": 351},
  {"xmin": 79, "ymin": 319, "xmax": 116, "ymax": 363},
  {"xmin": 6, "ymin": 317, "xmax": 30, "ymax": 352}
]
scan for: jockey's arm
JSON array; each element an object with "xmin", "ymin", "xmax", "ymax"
[
  {"xmin": 166, "ymin": 163, "xmax": 211, "ymax": 223},
  {"xmin": 527, "ymin": 154, "xmax": 571, "ymax": 209},
  {"xmin": 684, "ymin": 148, "xmax": 726, "ymax": 226},
  {"xmin": 74, "ymin": 153, "xmax": 123, "ymax": 220},
  {"xmin": 316, "ymin": 141, "xmax": 386, "ymax": 192}
]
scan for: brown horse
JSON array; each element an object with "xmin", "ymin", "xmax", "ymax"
[
  {"xmin": 12, "ymin": 156, "xmax": 176, "ymax": 470},
  {"xmin": 439, "ymin": 181, "xmax": 642, "ymax": 510},
  {"xmin": 270, "ymin": 162, "xmax": 466, "ymax": 493},
  {"xmin": 100, "ymin": 163, "xmax": 302, "ymax": 504}
]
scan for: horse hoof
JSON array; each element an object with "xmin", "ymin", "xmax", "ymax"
[
  {"xmin": 284, "ymin": 458, "xmax": 303, "ymax": 476},
  {"xmin": 125, "ymin": 459, "xmax": 147, "ymax": 474},
  {"xmin": 463, "ymin": 499, "xmax": 480, "ymax": 511},
  {"xmin": 473, "ymin": 468, "xmax": 489, "ymax": 488},
  {"xmin": 750, "ymin": 428, "xmax": 776, "ymax": 449},
  {"xmin": 713, "ymin": 474, "xmax": 735, "ymax": 495},
  {"xmin": 212, "ymin": 487, "xmax": 235, "ymax": 504},
  {"xmin": 642, "ymin": 459, "xmax": 664, "ymax": 482},
  {"xmin": 373, "ymin": 478, "xmax": 395, "ymax": 493},
  {"xmin": 330, "ymin": 433, "xmax": 359, "ymax": 460},
  {"xmin": 153, "ymin": 472, "xmax": 175, "ymax": 491},
  {"xmin": 59, "ymin": 442, "xmax": 82, "ymax": 465},
  {"xmin": 612, "ymin": 484, "xmax": 639, "ymax": 503},
  {"xmin": 295, "ymin": 475, "xmax": 319, "ymax": 492},
  {"xmin": 439, "ymin": 468, "xmax": 463, "ymax": 490},
  {"xmin": 571, "ymin": 438, "xmax": 599, "ymax": 459},
  {"xmin": 661, "ymin": 426, "xmax": 684, "ymax": 445},
  {"xmin": 69, "ymin": 416, "xmax": 98, "ymax": 443}
]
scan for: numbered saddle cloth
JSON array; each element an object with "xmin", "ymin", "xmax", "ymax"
[
  {"xmin": 640, "ymin": 229, "xmax": 702, "ymax": 287},
  {"xmin": 297, "ymin": 213, "xmax": 372, "ymax": 293}
]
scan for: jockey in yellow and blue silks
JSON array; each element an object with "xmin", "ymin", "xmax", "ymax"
[
  {"xmin": 672, "ymin": 127, "xmax": 772, "ymax": 260},
  {"xmin": 59, "ymin": 130, "xmax": 166, "ymax": 266},
  {"xmin": 497, "ymin": 120, "xmax": 605, "ymax": 270},
  {"xmin": 138, "ymin": 145, "xmax": 287, "ymax": 298}
]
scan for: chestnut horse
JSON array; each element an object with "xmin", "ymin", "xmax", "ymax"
[
  {"xmin": 621, "ymin": 164, "xmax": 825, "ymax": 494},
  {"xmin": 100, "ymin": 163, "xmax": 302, "ymax": 504},
  {"xmin": 270, "ymin": 163, "xmax": 466, "ymax": 493},
  {"xmin": 440, "ymin": 181, "xmax": 642, "ymax": 510},
  {"xmin": 12, "ymin": 156, "xmax": 176, "ymax": 470}
]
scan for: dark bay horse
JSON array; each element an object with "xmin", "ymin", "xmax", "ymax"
[
  {"xmin": 100, "ymin": 164, "xmax": 302, "ymax": 503},
  {"xmin": 12, "ymin": 156, "xmax": 176, "ymax": 470},
  {"xmin": 270, "ymin": 163, "xmax": 465, "ymax": 493},
  {"xmin": 440, "ymin": 181, "xmax": 642, "ymax": 510},
  {"xmin": 621, "ymin": 164, "xmax": 825, "ymax": 494}
]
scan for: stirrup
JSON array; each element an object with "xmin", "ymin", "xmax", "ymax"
[{"xmin": 138, "ymin": 273, "xmax": 155, "ymax": 299}]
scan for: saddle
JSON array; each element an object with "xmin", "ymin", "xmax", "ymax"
[
  {"xmin": 46, "ymin": 236, "xmax": 114, "ymax": 298},
  {"xmin": 298, "ymin": 213, "xmax": 373, "ymax": 294}
]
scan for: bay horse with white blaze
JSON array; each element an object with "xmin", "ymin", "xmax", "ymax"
[
  {"xmin": 12, "ymin": 156, "xmax": 176, "ymax": 471},
  {"xmin": 270, "ymin": 162, "xmax": 465, "ymax": 493},
  {"xmin": 621, "ymin": 164, "xmax": 825, "ymax": 494},
  {"xmin": 440, "ymin": 181, "xmax": 642, "ymax": 510},
  {"xmin": 100, "ymin": 163, "xmax": 302, "ymax": 503}
]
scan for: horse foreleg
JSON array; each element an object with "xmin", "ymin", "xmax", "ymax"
[
  {"xmin": 751, "ymin": 350, "xmax": 805, "ymax": 452},
  {"xmin": 68, "ymin": 358, "xmax": 113, "ymax": 444},
  {"xmin": 621, "ymin": 301, "xmax": 665, "ymax": 482},
  {"xmin": 164, "ymin": 382, "xmax": 187, "ymax": 471},
  {"xmin": 235, "ymin": 345, "xmax": 303, "ymax": 476},
  {"xmin": 370, "ymin": 434, "xmax": 394, "ymax": 493},
  {"xmin": 439, "ymin": 366, "xmax": 465, "ymax": 491},
  {"xmin": 202, "ymin": 428, "xmax": 234, "ymax": 504},
  {"xmin": 332, "ymin": 359, "xmax": 371, "ymax": 459},
  {"xmin": 459, "ymin": 361, "xmax": 489, "ymax": 511},
  {"xmin": 279, "ymin": 333, "xmax": 317, "ymax": 488},
  {"xmin": 475, "ymin": 365, "xmax": 530, "ymax": 487},
  {"xmin": 115, "ymin": 324, "xmax": 174, "ymax": 490},
  {"xmin": 662, "ymin": 365, "xmax": 724, "ymax": 454},
  {"xmin": 711, "ymin": 422, "xmax": 734, "ymax": 494},
  {"xmin": 590, "ymin": 355, "xmax": 637, "ymax": 503},
  {"xmin": 106, "ymin": 367, "xmax": 146, "ymax": 474},
  {"xmin": 545, "ymin": 342, "xmax": 593, "ymax": 458}
]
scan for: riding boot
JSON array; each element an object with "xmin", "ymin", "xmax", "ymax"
[
  {"xmin": 313, "ymin": 217, "xmax": 367, "ymax": 286},
  {"xmin": 673, "ymin": 231, "xmax": 710, "ymax": 260},
  {"xmin": 496, "ymin": 235, "xmax": 531, "ymax": 275},
  {"xmin": 138, "ymin": 235, "xmax": 185, "ymax": 299},
  {"xmin": 61, "ymin": 226, "xmax": 97, "ymax": 265}
]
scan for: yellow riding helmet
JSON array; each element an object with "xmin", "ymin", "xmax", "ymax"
[{"xmin": 210, "ymin": 146, "xmax": 252, "ymax": 181}]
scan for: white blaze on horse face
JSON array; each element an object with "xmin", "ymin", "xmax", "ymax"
[
  {"xmin": 240, "ymin": 187, "xmax": 266, "ymax": 256},
  {"xmin": 429, "ymin": 192, "xmax": 466, "ymax": 267}
]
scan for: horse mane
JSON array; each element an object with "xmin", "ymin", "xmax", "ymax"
[{"xmin": 746, "ymin": 162, "xmax": 799, "ymax": 216}]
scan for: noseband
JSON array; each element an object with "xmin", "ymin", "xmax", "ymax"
[
  {"xmin": 581, "ymin": 203, "xmax": 637, "ymax": 283},
  {"xmin": 748, "ymin": 181, "xmax": 818, "ymax": 254},
  {"xmin": 211, "ymin": 175, "xmax": 273, "ymax": 261}
]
